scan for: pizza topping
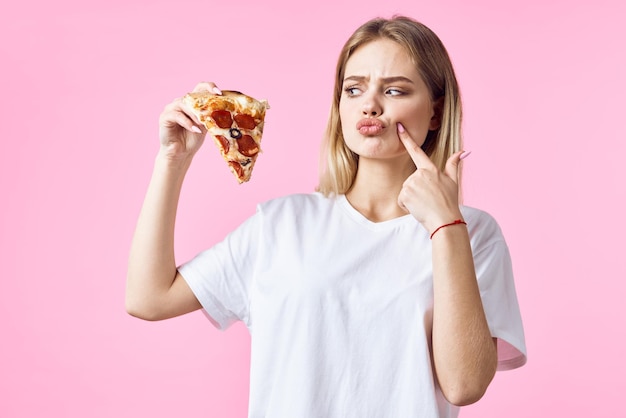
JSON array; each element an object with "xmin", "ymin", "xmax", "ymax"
[
  {"xmin": 237, "ymin": 134, "xmax": 260, "ymax": 157},
  {"xmin": 229, "ymin": 128, "xmax": 242, "ymax": 139},
  {"xmin": 234, "ymin": 113, "xmax": 257, "ymax": 130},
  {"xmin": 215, "ymin": 135, "xmax": 230, "ymax": 154},
  {"xmin": 228, "ymin": 161, "xmax": 244, "ymax": 179},
  {"xmin": 241, "ymin": 158, "xmax": 252, "ymax": 167},
  {"xmin": 211, "ymin": 110, "xmax": 233, "ymax": 129}
]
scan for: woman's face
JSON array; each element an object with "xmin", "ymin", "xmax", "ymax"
[{"xmin": 339, "ymin": 38, "xmax": 439, "ymax": 162}]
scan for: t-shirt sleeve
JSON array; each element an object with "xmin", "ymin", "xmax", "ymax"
[
  {"xmin": 178, "ymin": 209, "xmax": 261, "ymax": 330},
  {"xmin": 468, "ymin": 211, "xmax": 528, "ymax": 371}
]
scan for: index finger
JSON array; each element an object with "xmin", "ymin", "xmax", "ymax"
[
  {"xmin": 397, "ymin": 123, "xmax": 436, "ymax": 170},
  {"xmin": 192, "ymin": 81, "xmax": 222, "ymax": 95},
  {"xmin": 168, "ymin": 97, "xmax": 203, "ymax": 128}
]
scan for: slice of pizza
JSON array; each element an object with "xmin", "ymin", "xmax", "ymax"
[{"xmin": 183, "ymin": 89, "xmax": 269, "ymax": 183}]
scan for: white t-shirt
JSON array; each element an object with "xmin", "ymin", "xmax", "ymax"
[{"xmin": 179, "ymin": 193, "xmax": 526, "ymax": 418}]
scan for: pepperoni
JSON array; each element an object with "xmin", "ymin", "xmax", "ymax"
[
  {"xmin": 237, "ymin": 135, "xmax": 259, "ymax": 157},
  {"xmin": 215, "ymin": 135, "xmax": 230, "ymax": 154},
  {"xmin": 234, "ymin": 113, "xmax": 257, "ymax": 130},
  {"xmin": 228, "ymin": 161, "xmax": 244, "ymax": 179},
  {"xmin": 211, "ymin": 110, "xmax": 233, "ymax": 129}
]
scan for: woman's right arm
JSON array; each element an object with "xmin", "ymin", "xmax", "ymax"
[{"xmin": 125, "ymin": 82, "xmax": 219, "ymax": 321}]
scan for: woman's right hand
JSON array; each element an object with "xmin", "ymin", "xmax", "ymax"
[{"xmin": 157, "ymin": 81, "xmax": 222, "ymax": 163}]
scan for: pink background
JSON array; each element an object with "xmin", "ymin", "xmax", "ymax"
[{"xmin": 1, "ymin": 0, "xmax": 625, "ymax": 416}]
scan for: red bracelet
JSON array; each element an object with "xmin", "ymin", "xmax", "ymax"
[{"xmin": 430, "ymin": 219, "xmax": 467, "ymax": 239}]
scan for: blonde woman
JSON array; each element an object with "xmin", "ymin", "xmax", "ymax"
[{"xmin": 127, "ymin": 15, "xmax": 526, "ymax": 418}]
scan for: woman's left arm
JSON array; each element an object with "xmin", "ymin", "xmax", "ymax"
[
  {"xmin": 396, "ymin": 123, "xmax": 497, "ymax": 406},
  {"xmin": 430, "ymin": 225, "xmax": 497, "ymax": 406}
]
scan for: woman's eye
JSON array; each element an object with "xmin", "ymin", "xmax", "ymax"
[
  {"xmin": 386, "ymin": 88, "xmax": 404, "ymax": 96},
  {"xmin": 344, "ymin": 86, "xmax": 362, "ymax": 96}
]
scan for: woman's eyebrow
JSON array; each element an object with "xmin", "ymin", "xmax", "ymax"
[
  {"xmin": 343, "ymin": 75, "xmax": 367, "ymax": 83},
  {"xmin": 343, "ymin": 75, "xmax": 414, "ymax": 84},
  {"xmin": 381, "ymin": 76, "xmax": 414, "ymax": 84}
]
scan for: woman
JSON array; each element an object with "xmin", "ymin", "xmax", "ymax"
[{"xmin": 127, "ymin": 15, "xmax": 526, "ymax": 418}]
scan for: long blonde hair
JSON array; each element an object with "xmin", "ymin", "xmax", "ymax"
[{"xmin": 317, "ymin": 16, "xmax": 463, "ymax": 196}]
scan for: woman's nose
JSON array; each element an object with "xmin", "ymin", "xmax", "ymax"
[{"xmin": 362, "ymin": 95, "xmax": 382, "ymax": 116}]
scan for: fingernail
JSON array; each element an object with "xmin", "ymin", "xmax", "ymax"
[
  {"xmin": 460, "ymin": 150, "xmax": 472, "ymax": 160},
  {"xmin": 213, "ymin": 86, "xmax": 222, "ymax": 95},
  {"xmin": 191, "ymin": 126, "xmax": 202, "ymax": 133},
  {"xmin": 397, "ymin": 123, "xmax": 405, "ymax": 133}
]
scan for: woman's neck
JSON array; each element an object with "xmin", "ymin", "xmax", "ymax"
[{"xmin": 345, "ymin": 157, "xmax": 415, "ymax": 223}]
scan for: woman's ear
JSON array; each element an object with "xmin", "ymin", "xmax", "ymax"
[{"xmin": 429, "ymin": 96, "xmax": 444, "ymax": 130}]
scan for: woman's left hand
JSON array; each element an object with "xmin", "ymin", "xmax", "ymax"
[{"xmin": 396, "ymin": 122, "xmax": 467, "ymax": 234}]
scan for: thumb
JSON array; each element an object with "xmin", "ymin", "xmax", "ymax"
[{"xmin": 444, "ymin": 150, "xmax": 471, "ymax": 183}]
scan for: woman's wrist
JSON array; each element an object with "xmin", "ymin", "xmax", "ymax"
[
  {"xmin": 151, "ymin": 151, "xmax": 195, "ymax": 189},
  {"xmin": 155, "ymin": 148, "xmax": 195, "ymax": 171},
  {"xmin": 430, "ymin": 219, "xmax": 467, "ymax": 240}
]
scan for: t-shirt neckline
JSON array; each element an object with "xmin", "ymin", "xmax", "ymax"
[{"xmin": 336, "ymin": 194, "xmax": 417, "ymax": 231}]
